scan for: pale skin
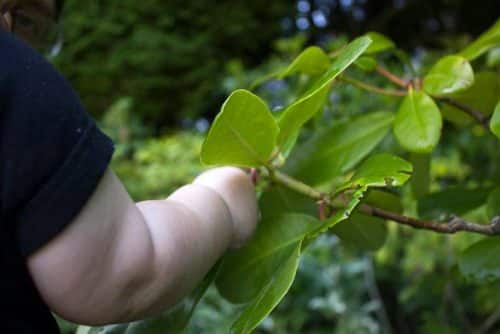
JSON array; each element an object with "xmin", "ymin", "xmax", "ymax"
[{"xmin": 1, "ymin": 0, "xmax": 258, "ymax": 326}]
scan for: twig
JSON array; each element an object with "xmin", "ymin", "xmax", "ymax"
[
  {"xmin": 437, "ymin": 97, "xmax": 490, "ymax": 130},
  {"xmin": 269, "ymin": 170, "xmax": 500, "ymax": 237},
  {"xmin": 375, "ymin": 65, "xmax": 409, "ymax": 88},
  {"xmin": 339, "ymin": 76, "xmax": 407, "ymax": 97},
  {"xmin": 359, "ymin": 204, "xmax": 500, "ymax": 236}
]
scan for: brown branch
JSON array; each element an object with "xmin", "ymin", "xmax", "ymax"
[
  {"xmin": 437, "ymin": 97, "xmax": 490, "ymax": 130},
  {"xmin": 339, "ymin": 76, "xmax": 407, "ymax": 97},
  {"xmin": 359, "ymin": 204, "xmax": 500, "ymax": 236},
  {"xmin": 375, "ymin": 65, "xmax": 409, "ymax": 88},
  {"xmin": 269, "ymin": 170, "xmax": 500, "ymax": 237}
]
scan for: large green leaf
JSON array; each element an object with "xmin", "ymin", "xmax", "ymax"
[
  {"xmin": 215, "ymin": 213, "xmax": 320, "ymax": 304},
  {"xmin": 201, "ymin": 89, "xmax": 279, "ymax": 167},
  {"xmin": 277, "ymin": 36, "xmax": 372, "ymax": 148},
  {"xmin": 442, "ymin": 71, "xmax": 500, "ymax": 125},
  {"xmin": 490, "ymin": 101, "xmax": 500, "ymax": 137},
  {"xmin": 285, "ymin": 111, "xmax": 394, "ymax": 185},
  {"xmin": 355, "ymin": 56, "xmax": 377, "ymax": 71},
  {"xmin": 394, "ymin": 89, "xmax": 442, "ymax": 153},
  {"xmin": 231, "ymin": 243, "xmax": 301, "ymax": 334},
  {"xmin": 332, "ymin": 213, "xmax": 388, "ymax": 252},
  {"xmin": 487, "ymin": 187, "xmax": 500, "ymax": 220},
  {"xmin": 346, "ymin": 153, "xmax": 413, "ymax": 188},
  {"xmin": 363, "ymin": 32, "xmax": 395, "ymax": 54},
  {"xmin": 459, "ymin": 237, "xmax": 500, "ymax": 283},
  {"xmin": 423, "ymin": 56, "xmax": 474, "ymax": 96},
  {"xmin": 259, "ymin": 185, "xmax": 316, "ymax": 219},
  {"xmin": 487, "ymin": 46, "xmax": 500, "ymax": 67},
  {"xmin": 280, "ymin": 46, "xmax": 330, "ymax": 78},
  {"xmin": 458, "ymin": 19, "xmax": 500, "ymax": 61},
  {"xmin": 418, "ymin": 187, "xmax": 491, "ymax": 219}
]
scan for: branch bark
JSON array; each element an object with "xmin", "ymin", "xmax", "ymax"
[
  {"xmin": 339, "ymin": 75, "xmax": 407, "ymax": 96},
  {"xmin": 269, "ymin": 170, "xmax": 500, "ymax": 237},
  {"xmin": 437, "ymin": 97, "xmax": 490, "ymax": 130}
]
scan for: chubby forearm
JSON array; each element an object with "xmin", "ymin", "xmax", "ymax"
[{"xmin": 28, "ymin": 168, "xmax": 255, "ymax": 326}]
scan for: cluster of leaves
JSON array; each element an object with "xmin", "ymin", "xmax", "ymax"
[{"xmin": 80, "ymin": 21, "xmax": 499, "ymax": 334}]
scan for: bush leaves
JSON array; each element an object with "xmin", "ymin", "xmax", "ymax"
[
  {"xmin": 280, "ymin": 46, "xmax": 330, "ymax": 77},
  {"xmin": 423, "ymin": 56, "xmax": 474, "ymax": 96},
  {"xmin": 394, "ymin": 89, "xmax": 442, "ymax": 153},
  {"xmin": 459, "ymin": 237, "xmax": 500, "ymax": 283},
  {"xmin": 458, "ymin": 19, "xmax": 500, "ymax": 61},
  {"xmin": 201, "ymin": 89, "xmax": 279, "ymax": 167}
]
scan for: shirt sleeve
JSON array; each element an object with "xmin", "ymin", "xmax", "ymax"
[{"xmin": 0, "ymin": 30, "xmax": 115, "ymax": 257}]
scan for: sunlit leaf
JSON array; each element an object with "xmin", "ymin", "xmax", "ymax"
[
  {"xmin": 490, "ymin": 101, "xmax": 500, "ymax": 137},
  {"xmin": 285, "ymin": 111, "xmax": 394, "ymax": 185},
  {"xmin": 280, "ymin": 46, "xmax": 330, "ymax": 78},
  {"xmin": 201, "ymin": 90, "xmax": 279, "ymax": 167},
  {"xmin": 216, "ymin": 214, "xmax": 320, "ymax": 304},
  {"xmin": 231, "ymin": 243, "xmax": 301, "ymax": 334},
  {"xmin": 458, "ymin": 19, "xmax": 500, "ymax": 61},
  {"xmin": 277, "ymin": 36, "xmax": 372, "ymax": 148},
  {"xmin": 363, "ymin": 32, "xmax": 395, "ymax": 54},
  {"xmin": 394, "ymin": 89, "xmax": 442, "ymax": 153},
  {"xmin": 459, "ymin": 237, "xmax": 500, "ymax": 283},
  {"xmin": 423, "ymin": 56, "xmax": 474, "ymax": 96}
]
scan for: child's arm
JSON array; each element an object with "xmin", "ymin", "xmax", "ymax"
[{"xmin": 26, "ymin": 167, "xmax": 257, "ymax": 325}]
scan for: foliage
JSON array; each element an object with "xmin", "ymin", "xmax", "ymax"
[
  {"xmin": 77, "ymin": 20, "xmax": 500, "ymax": 334},
  {"xmin": 55, "ymin": 0, "xmax": 293, "ymax": 127}
]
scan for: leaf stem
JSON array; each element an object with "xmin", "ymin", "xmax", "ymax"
[
  {"xmin": 268, "ymin": 169, "xmax": 500, "ymax": 237},
  {"xmin": 339, "ymin": 75, "xmax": 407, "ymax": 97}
]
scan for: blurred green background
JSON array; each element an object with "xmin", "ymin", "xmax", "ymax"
[{"xmin": 53, "ymin": 1, "xmax": 499, "ymax": 333}]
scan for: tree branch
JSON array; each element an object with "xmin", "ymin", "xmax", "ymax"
[
  {"xmin": 359, "ymin": 204, "xmax": 500, "ymax": 236},
  {"xmin": 339, "ymin": 75, "xmax": 407, "ymax": 97},
  {"xmin": 268, "ymin": 170, "xmax": 500, "ymax": 237},
  {"xmin": 375, "ymin": 65, "xmax": 409, "ymax": 88},
  {"xmin": 437, "ymin": 97, "xmax": 490, "ymax": 130}
]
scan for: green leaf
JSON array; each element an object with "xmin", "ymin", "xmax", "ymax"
[
  {"xmin": 201, "ymin": 89, "xmax": 279, "ymax": 167},
  {"xmin": 347, "ymin": 153, "xmax": 413, "ymax": 188},
  {"xmin": 216, "ymin": 213, "xmax": 320, "ymax": 304},
  {"xmin": 355, "ymin": 56, "xmax": 377, "ymax": 71},
  {"xmin": 410, "ymin": 153, "xmax": 431, "ymax": 198},
  {"xmin": 364, "ymin": 190, "xmax": 403, "ymax": 213},
  {"xmin": 458, "ymin": 19, "xmax": 500, "ymax": 61},
  {"xmin": 277, "ymin": 85, "xmax": 329, "ymax": 150},
  {"xmin": 394, "ymin": 89, "xmax": 442, "ymax": 153},
  {"xmin": 279, "ymin": 46, "xmax": 330, "ymax": 78},
  {"xmin": 423, "ymin": 56, "xmax": 474, "ymax": 96},
  {"xmin": 231, "ymin": 242, "xmax": 301, "ymax": 334},
  {"xmin": 442, "ymin": 72, "xmax": 500, "ymax": 125},
  {"xmin": 286, "ymin": 111, "xmax": 394, "ymax": 185},
  {"xmin": 490, "ymin": 101, "xmax": 500, "ymax": 137},
  {"xmin": 332, "ymin": 213, "xmax": 388, "ymax": 252},
  {"xmin": 418, "ymin": 187, "xmax": 491, "ymax": 219},
  {"xmin": 459, "ymin": 237, "xmax": 500, "ymax": 283},
  {"xmin": 277, "ymin": 36, "xmax": 372, "ymax": 148},
  {"xmin": 487, "ymin": 187, "xmax": 500, "ymax": 221},
  {"xmin": 363, "ymin": 32, "xmax": 395, "ymax": 54},
  {"xmin": 487, "ymin": 46, "xmax": 500, "ymax": 67},
  {"xmin": 259, "ymin": 185, "xmax": 316, "ymax": 219}
]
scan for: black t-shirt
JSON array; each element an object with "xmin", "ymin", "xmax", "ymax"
[{"xmin": 0, "ymin": 30, "xmax": 114, "ymax": 333}]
